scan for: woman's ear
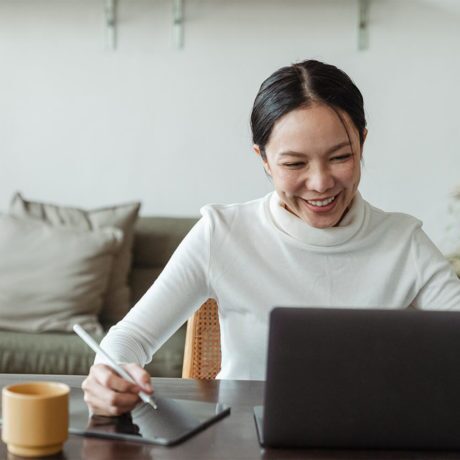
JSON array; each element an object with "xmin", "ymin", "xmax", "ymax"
[
  {"xmin": 253, "ymin": 144, "xmax": 262, "ymax": 157},
  {"xmin": 359, "ymin": 128, "xmax": 368, "ymax": 160},
  {"xmin": 253, "ymin": 144, "xmax": 272, "ymax": 176}
]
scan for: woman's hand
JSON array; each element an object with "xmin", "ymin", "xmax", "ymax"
[{"xmin": 82, "ymin": 363, "xmax": 154, "ymax": 416}]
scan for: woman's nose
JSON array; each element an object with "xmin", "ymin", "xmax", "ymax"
[{"xmin": 306, "ymin": 165, "xmax": 334, "ymax": 193}]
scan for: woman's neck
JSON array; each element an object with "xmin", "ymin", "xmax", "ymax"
[{"xmin": 269, "ymin": 191, "xmax": 365, "ymax": 247}]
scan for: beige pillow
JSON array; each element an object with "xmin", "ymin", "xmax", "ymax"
[
  {"xmin": 0, "ymin": 215, "xmax": 122, "ymax": 333},
  {"xmin": 10, "ymin": 193, "xmax": 141, "ymax": 326}
]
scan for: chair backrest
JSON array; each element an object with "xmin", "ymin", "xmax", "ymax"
[{"xmin": 182, "ymin": 298, "xmax": 221, "ymax": 379}]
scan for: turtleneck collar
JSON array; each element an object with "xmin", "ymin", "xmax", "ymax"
[{"xmin": 268, "ymin": 191, "xmax": 367, "ymax": 247}]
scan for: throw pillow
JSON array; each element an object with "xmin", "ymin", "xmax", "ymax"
[
  {"xmin": 0, "ymin": 215, "xmax": 122, "ymax": 333},
  {"xmin": 10, "ymin": 193, "xmax": 141, "ymax": 326}
]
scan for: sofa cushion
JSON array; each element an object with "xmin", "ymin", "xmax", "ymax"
[
  {"xmin": 10, "ymin": 193, "xmax": 141, "ymax": 327},
  {"xmin": 130, "ymin": 267, "xmax": 164, "ymax": 306},
  {"xmin": 0, "ymin": 328, "xmax": 186, "ymax": 377},
  {"xmin": 0, "ymin": 330, "xmax": 104, "ymax": 375},
  {"xmin": 0, "ymin": 215, "xmax": 121, "ymax": 333},
  {"xmin": 133, "ymin": 217, "xmax": 198, "ymax": 268}
]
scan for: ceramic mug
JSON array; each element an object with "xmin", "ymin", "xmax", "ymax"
[{"xmin": 2, "ymin": 381, "xmax": 70, "ymax": 457}]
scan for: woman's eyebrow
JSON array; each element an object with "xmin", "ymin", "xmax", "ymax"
[
  {"xmin": 324, "ymin": 141, "xmax": 351, "ymax": 154},
  {"xmin": 279, "ymin": 141, "xmax": 351, "ymax": 157},
  {"xmin": 278, "ymin": 151, "xmax": 306, "ymax": 157}
]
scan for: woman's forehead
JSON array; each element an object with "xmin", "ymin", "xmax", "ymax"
[{"xmin": 267, "ymin": 105, "xmax": 359, "ymax": 155}]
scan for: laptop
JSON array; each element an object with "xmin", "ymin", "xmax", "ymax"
[{"xmin": 254, "ymin": 307, "xmax": 460, "ymax": 450}]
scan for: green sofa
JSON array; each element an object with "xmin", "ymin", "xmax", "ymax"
[{"xmin": 0, "ymin": 216, "xmax": 198, "ymax": 376}]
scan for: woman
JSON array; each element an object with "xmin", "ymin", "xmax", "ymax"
[{"xmin": 82, "ymin": 60, "xmax": 460, "ymax": 416}]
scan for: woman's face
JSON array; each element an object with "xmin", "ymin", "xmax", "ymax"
[{"xmin": 255, "ymin": 104, "xmax": 366, "ymax": 229}]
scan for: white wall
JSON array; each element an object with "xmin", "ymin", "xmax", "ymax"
[{"xmin": 1, "ymin": 0, "xmax": 459, "ymax": 250}]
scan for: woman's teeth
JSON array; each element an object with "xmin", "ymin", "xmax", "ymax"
[{"xmin": 306, "ymin": 196, "xmax": 336, "ymax": 207}]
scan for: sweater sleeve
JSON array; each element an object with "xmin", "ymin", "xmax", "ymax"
[
  {"xmin": 95, "ymin": 212, "xmax": 213, "ymax": 367},
  {"xmin": 411, "ymin": 227, "xmax": 460, "ymax": 310}
]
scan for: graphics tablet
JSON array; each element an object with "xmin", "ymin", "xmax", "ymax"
[{"xmin": 68, "ymin": 387, "xmax": 230, "ymax": 446}]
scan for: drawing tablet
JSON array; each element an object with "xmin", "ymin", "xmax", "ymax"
[{"xmin": 68, "ymin": 387, "xmax": 230, "ymax": 446}]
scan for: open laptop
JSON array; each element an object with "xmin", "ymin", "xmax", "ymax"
[{"xmin": 254, "ymin": 307, "xmax": 460, "ymax": 450}]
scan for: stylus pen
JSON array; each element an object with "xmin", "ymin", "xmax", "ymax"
[{"xmin": 73, "ymin": 324, "xmax": 158, "ymax": 410}]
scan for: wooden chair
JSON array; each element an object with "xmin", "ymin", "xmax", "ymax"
[{"xmin": 182, "ymin": 298, "xmax": 221, "ymax": 379}]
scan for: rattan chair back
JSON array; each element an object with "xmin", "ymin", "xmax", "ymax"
[{"xmin": 182, "ymin": 298, "xmax": 221, "ymax": 379}]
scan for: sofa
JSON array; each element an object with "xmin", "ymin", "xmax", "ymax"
[
  {"xmin": 0, "ymin": 215, "xmax": 198, "ymax": 377},
  {"xmin": 3, "ymin": 201, "xmax": 459, "ymax": 378}
]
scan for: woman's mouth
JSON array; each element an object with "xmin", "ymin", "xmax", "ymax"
[
  {"xmin": 301, "ymin": 194, "xmax": 339, "ymax": 212},
  {"xmin": 306, "ymin": 195, "xmax": 336, "ymax": 207}
]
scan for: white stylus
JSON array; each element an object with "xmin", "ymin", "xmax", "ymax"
[{"xmin": 73, "ymin": 324, "xmax": 158, "ymax": 410}]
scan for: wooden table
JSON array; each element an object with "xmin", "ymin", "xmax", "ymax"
[{"xmin": 1, "ymin": 374, "xmax": 460, "ymax": 459}]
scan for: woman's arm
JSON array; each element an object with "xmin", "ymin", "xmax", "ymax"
[
  {"xmin": 83, "ymin": 213, "xmax": 214, "ymax": 415},
  {"xmin": 411, "ymin": 228, "xmax": 460, "ymax": 310}
]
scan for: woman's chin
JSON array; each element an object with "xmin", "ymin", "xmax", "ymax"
[{"xmin": 304, "ymin": 217, "xmax": 341, "ymax": 229}]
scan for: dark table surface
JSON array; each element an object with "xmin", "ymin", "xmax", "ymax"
[{"xmin": 1, "ymin": 374, "xmax": 460, "ymax": 460}]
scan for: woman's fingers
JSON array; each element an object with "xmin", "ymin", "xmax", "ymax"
[
  {"xmin": 83, "ymin": 378, "xmax": 139, "ymax": 416},
  {"xmin": 91, "ymin": 363, "xmax": 141, "ymax": 394},
  {"xmin": 82, "ymin": 363, "xmax": 149, "ymax": 416},
  {"xmin": 123, "ymin": 363, "xmax": 154, "ymax": 394}
]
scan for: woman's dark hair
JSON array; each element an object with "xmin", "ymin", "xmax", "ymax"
[{"xmin": 250, "ymin": 60, "xmax": 366, "ymax": 159}]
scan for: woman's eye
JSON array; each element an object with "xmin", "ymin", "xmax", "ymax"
[
  {"xmin": 331, "ymin": 154, "xmax": 352, "ymax": 162},
  {"xmin": 283, "ymin": 162, "xmax": 304, "ymax": 168}
]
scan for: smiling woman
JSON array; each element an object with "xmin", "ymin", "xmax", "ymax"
[
  {"xmin": 257, "ymin": 105, "xmax": 363, "ymax": 228},
  {"xmin": 82, "ymin": 59, "xmax": 460, "ymax": 417},
  {"xmin": 251, "ymin": 60, "xmax": 366, "ymax": 229}
]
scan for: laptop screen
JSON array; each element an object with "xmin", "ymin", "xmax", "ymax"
[{"xmin": 258, "ymin": 307, "xmax": 460, "ymax": 449}]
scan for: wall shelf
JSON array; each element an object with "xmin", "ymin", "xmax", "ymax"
[
  {"xmin": 105, "ymin": 0, "xmax": 117, "ymax": 50},
  {"xmin": 358, "ymin": 0, "xmax": 370, "ymax": 51},
  {"xmin": 103, "ymin": 0, "xmax": 370, "ymax": 51},
  {"xmin": 104, "ymin": 0, "xmax": 185, "ymax": 50},
  {"xmin": 173, "ymin": 0, "xmax": 184, "ymax": 49}
]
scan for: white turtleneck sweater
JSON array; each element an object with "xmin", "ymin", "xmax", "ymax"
[{"xmin": 97, "ymin": 192, "xmax": 460, "ymax": 380}]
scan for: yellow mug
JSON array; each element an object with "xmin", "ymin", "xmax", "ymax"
[{"xmin": 2, "ymin": 381, "xmax": 70, "ymax": 457}]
